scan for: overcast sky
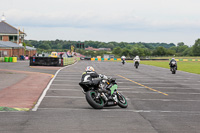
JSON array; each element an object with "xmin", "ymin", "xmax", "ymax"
[{"xmin": 1, "ymin": 0, "xmax": 200, "ymax": 46}]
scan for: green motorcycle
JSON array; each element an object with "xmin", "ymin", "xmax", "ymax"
[{"xmin": 79, "ymin": 76, "xmax": 128, "ymax": 109}]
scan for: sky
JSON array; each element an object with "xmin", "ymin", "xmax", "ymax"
[{"xmin": 1, "ymin": 0, "xmax": 200, "ymax": 46}]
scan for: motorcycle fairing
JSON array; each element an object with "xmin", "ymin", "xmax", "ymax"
[{"xmin": 110, "ymin": 84, "xmax": 118, "ymax": 95}]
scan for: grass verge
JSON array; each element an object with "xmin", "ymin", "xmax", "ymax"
[{"xmin": 139, "ymin": 61, "xmax": 200, "ymax": 75}]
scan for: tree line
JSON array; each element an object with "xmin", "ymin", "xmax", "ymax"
[{"xmin": 24, "ymin": 39, "xmax": 200, "ymax": 57}]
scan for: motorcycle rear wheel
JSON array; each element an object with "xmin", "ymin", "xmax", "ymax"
[
  {"xmin": 117, "ymin": 92, "xmax": 128, "ymax": 108},
  {"xmin": 172, "ymin": 67, "xmax": 176, "ymax": 74},
  {"xmin": 86, "ymin": 90, "xmax": 104, "ymax": 109}
]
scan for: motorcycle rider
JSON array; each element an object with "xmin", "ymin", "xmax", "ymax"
[
  {"xmin": 133, "ymin": 55, "xmax": 140, "ymax": 66},
  {"xmin": 169, "ymin": 58, "xmax": 177, "ymax": 70},
  {"xmin": 81, "ymin": 66, "xmax": 99, "ymax": 83},
  {"xmin": 81, "ymin": 66, "xmax": 112, "ymax": 96},
  {"xmin": 121, "ymin": 55, "xmax": 126, "ymax": 64}
]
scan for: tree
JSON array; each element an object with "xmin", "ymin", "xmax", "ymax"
[
  {"xmin": 177, "ymin": 42, "xmax": 184, "ymax": 47},
  {"xmin": 192, "ymin": 39, "xmax": 200, "ymax": 56},
  {"xmin": 112, "ymin": 47, "xmax": 122, "ymax": 55},
  {"xmin": 120, "ymin": 48, "xmax": 130, "ymax": 57},
  {"xmin": 153, "ymin": 46, "xmax": 166, "ymax": 56},
  {"xmin": 39, "ymin": 43, "xmax": 51, "ymax": 49}
]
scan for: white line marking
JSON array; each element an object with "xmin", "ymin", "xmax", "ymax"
[
  {"xmin": 54, "ymin": 80, "xmax": 79, "ymax": 82},
  {"xmin": 120, "ymin": 91, "xmax": 200, "ymax": 95},
  {"xmin": 45, "ymin": 96, "xmax": 85, "ymax": 98},
  {"xmin": 37, "ymin": 108, "xmax": 200, "ymax": 113},
  {"xmin": 129, "ymin": 99, "xmax": 200, "ymax": 102},
  {"xmin": 51, "ymin": 84, "xmax": 79, "ymax": 86},
  {"xmin": 32, "ymin": 61, "xmax": 78, "ymax": 111},
  {"xmin": 49, "ymin": 89, "xmax": 80, "ymax": 91}
]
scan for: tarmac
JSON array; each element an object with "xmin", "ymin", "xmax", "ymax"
[{"xmin": 0, "ymin": 61, "xmax": 62, "ymax": 111}]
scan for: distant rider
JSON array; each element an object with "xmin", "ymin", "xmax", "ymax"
[
  {"xmin": 133, "ymin": 55, "xmax": 140, "ymax": 66},
  {"xmin": 121, "ymin": 56, "xmax": 126, "ymax": 64},
  {"xmin": 169, "ymin": 58, "xmax": 177, "ymax": 70}
]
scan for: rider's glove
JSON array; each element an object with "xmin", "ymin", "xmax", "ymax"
[{"xmin": 99, "ymin": 74, "xmax": 104, "ymax": 78}]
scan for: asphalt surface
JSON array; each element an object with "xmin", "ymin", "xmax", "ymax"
[
  {"xmin": 0, "ymin": 61, "xmax": 60, "ymax": 109},
  {"xmin": 1, "ymin": 60, "xmax": 200, "ymax": 133}
]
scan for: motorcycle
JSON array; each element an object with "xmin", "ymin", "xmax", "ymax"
[
  {"xmin": 122, "ymin": 59, "xmax": 125, "ymax": 65},
  {"xmin": 170, "ymin": 61, "xmax": 177, "ymax": 74},
  {"xmin": 134, "ymin": 61, "xmax": 139, "ymax": 69},
  {"xmin": 79, "ymin": 76, "xmax": 128, "ymax": 109}
]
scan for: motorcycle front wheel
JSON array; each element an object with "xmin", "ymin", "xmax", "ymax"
[
  {"xmin": 117, "ymin": 92, "xmax": 128, "ymax": 108},
  {"xmin": 86, "ymin": 90, "xmax": 104, "ymax": 109}
]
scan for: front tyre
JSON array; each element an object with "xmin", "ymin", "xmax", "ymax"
[
  {"xmin": 117, "ymin": 92, "xmax": 128, "ymax": 108},
  {"xmin": 86, "ymin": 90, "xmax": 104, "ymax": 109}
]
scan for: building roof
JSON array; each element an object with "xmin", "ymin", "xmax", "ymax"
[
  {"xmin": 85, "ymin": 46, "xmax": 99, "ymax": 51},
  {"xmin": 0, "ymin": 21, "xmax": 25, "ymax": 34},
  {"xmin": 0, "ymin": 41, "xmax": 24, "ymax": 48},
  {"xmin": 26, "ymin": 46, "xmax": 36, "ymax": 51}
]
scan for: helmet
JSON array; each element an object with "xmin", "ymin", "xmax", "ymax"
[
  {"xmin": 85, "ymin": 66, "xmax": 95, "ymax": 72},
  {"xmin": 172, "ymin": 58, "xmax": 175, "ymax": 60}
]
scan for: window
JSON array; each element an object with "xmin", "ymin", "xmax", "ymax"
[
  {"xmin": 0, "ymin": 36, "xmax": 2, "ymax": 41},
  {"xmin": 9, "ymin": 36, "xmax": 18, "ymax": 42},
  {"xmin": 9, "ymin": 36, "xmax": 14, "ymax": 41},
  {"xmin": 14, "ymin": 36, "xmax": 17, "ymax": 41}
]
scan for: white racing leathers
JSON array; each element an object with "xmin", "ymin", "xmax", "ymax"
[{"xmin": 133, "ymin": 57, "xmax": 140, "ymax": 66}]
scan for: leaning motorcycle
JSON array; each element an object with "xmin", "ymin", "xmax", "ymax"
[
  {"xmin": 79, "ymin": 76, "xmax": 128, "ymax": 109},
  {"xmin": 170, "ymin": 61, "xmax": 177, "ymax": 74}
]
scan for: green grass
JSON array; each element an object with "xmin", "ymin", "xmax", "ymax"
[
  {"xmin": 0, "ymin": 107, "xmax": 18, "ymax": 111},
  {"xmin": 150, "ymin": 56, "xmax": 200, "ymax": 59},
  {"xmin": 139, "ymin": 61, "xmax": 200, "ymax": 74}
]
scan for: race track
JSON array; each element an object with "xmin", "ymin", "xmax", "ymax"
[{"xmin": 1, "ymin": 60, "xmax": 200, "ymax": 133}]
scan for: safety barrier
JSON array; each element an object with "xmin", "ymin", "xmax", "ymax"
[
  {"xmin": 0, "ymin": 57, "xmax": 4, "ymax": 62},
  {"xmin": 30, "ymin": 57, "xmax": 61, "ymax": 66},
  {"xmin": 0, "ymin": 57, "xmax": 18, "ymax": 62},
  {"xmin": 174, "ymin": 59, "xmax": 200, "ymax": 62},
  {"xmin": 91, "ymin": 58, "xmax": 121, "ymax": 61},
  {"xmin": 30, "ymin": 57, "xmax": 80, "ymax": 66},
  {"xmin": 90, "ymin": 58, "xmax": 200, "ymax": 62}
]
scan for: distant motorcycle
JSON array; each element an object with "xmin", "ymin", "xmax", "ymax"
[
  {"xmin": 170, "ymin": 61, "xmax": 177, "ymax": 74},
  {"xmin": 134, "ymin": 61, "xmax": 139, "ymax": 69},
  {"xmin": 79, "ymin": 76, "xmax": 128, "ymax": 109},
  {"xmin": 122, "ymin": 59, "xmax": 125, "ymax": 65}
]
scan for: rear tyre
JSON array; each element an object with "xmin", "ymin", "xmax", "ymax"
[
  {"xmin": 135, "ymin": 64, "xmax": 138, "ymax": 69},
  {"xmin": 172, "ymin": 67, "xmax": 176, "ymax": 74},
  {"xmin": 117, "ymin": 92, "xmax": 128, "ymax": 108},
  {"xmin": 86, "ymin": 90, "xmax": 104, "ymax": 109}
]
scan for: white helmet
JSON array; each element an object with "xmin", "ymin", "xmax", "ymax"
[{"xmin": 85, "ymin": 66, "xmax": 95, "ymax": 72}]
